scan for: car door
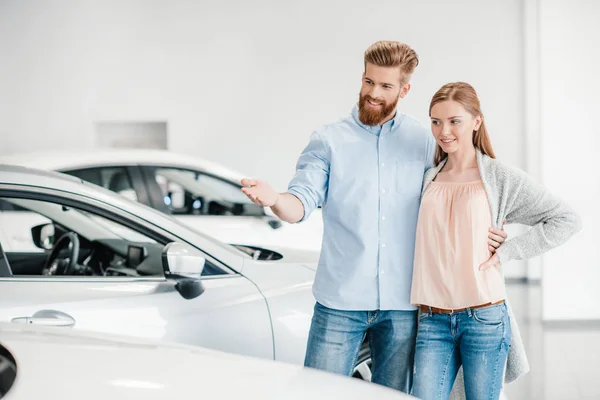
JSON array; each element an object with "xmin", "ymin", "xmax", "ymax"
[{"xmin": 0, "ymin": 187, "xmax": 274, "ymax": 360}]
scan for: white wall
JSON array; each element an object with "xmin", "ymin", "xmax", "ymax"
[
  {"xmin": 0, "ymin": 0, "xmax": 529, "ymax": 276},
  {"xmin": 539, "ymin": 0, "xmax": 599, "ymax": 321},
  {"xmin": 0, "ymin": 0, "xmax": 525, "ymax": 183}
]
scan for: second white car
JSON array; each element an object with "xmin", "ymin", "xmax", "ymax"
[{"xmin": 0, "ymin": 149, "xmax": 324, "ymax": 253}]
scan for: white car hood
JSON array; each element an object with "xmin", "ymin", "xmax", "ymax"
[{"xmin": 1, "ymin": 325, "xmax": 410, "ymax": 400}]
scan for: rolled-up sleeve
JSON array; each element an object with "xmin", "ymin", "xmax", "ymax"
[{"xmin": 287, "ymin": 131, "xmax": 330, "ymax": 222}]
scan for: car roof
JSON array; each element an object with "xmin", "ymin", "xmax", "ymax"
[
  {"xmin": 0, "ymin": 149, "xmax": 246, "ymax": 183},
  {"xmin": 0, "ymin": 164, "xmax": 83, "ymax": 187}
]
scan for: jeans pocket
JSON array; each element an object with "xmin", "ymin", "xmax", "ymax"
[
  {"xmin": 473, "ymin": 304, "xmax": 505, "ymax": 325},
  {"xmin": 418, "ymin": 310, "xmax": 431, "ymax": 322}
]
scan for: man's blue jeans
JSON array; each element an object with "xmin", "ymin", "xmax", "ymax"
[
  {"xmin": 412, "ymin": 302, "xmax": 512, "ymax": 400},
  {"xmin": 304, "ymin": 302, "xmax": 417, "ymax": 393}
]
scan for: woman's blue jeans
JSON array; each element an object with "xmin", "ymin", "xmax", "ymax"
[{"xmin": 412, "ymin": 302, "xmax": 511, "ymax": 400}]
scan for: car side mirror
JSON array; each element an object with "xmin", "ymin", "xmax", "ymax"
[
  {"xmin": 161, "ymin": 242, "xmax": 206, "ymax": 300},
  {"xmin": 31, "ymin": 223, "xmax": 55, "ymax": 250}
]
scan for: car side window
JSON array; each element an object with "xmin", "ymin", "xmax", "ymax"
[
  {"xmin": 0, "ymin": 196, "xmax": 161, "ymax": 276},
  {"xmin": 154, "ymin": 169, "xmax": 192, "ymax": 213},
  {"xmin": 0, "ymin": 195, "xmax": 226, "ymax": 277},
  {"xmin": 0, "ymin": 198, "xmax": 28, "ymax": 212},
  {"xmin": 151, "ymin": 168, "xmax": 264, "ymax": 217},
  {"xmin": 66, "ymin": 168, "xmax": 138, "ymax": 202}
]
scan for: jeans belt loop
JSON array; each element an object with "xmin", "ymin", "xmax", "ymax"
[
  {"xmin": 428, "ymin": 306, "xmax": 433, "ymax": 316},
  {"xmin": 466, "ymin": 307, "xmax": 473, "ymax": 317}
]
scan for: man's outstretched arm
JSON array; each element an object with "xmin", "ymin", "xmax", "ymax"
[
  {"xmin": 241, "ymin": 131, "xmax": 330, "ymax": 224},
  {"xmin": 240, "ymin": 179, "xmax": 304, "ymax": 224}
]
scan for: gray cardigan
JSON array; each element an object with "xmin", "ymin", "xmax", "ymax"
[{"xmin": 423, "ymin": 151, "xmax": 582, "ymax": 397}]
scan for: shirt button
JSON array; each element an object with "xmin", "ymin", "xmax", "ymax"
[
  {"xmin": 382, "ymin": 243, "xmax": 387, "ymax": 248},
  {"xmin": 381, "ymin": 163, "xmax": 385, "ymax": 167},
  {"xmin": 381, "ymin": 189, "xmax": 386, "ymax": 194},
  {"xmin": 381, "ymin": 270, "xmax": 385, "ymax": 275},
  {"xmin": 382, "ymin": 216, "xmax": 386, "ymax": 221}
]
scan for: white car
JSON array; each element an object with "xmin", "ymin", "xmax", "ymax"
[
  {"xmin": 0, "ymin": 165, "xmax": 372, "ymax": 382},
  {"xmin": 0, "ymin": 149, "xmax": 324, "ymax": 252},
  {"xmin": 0, "ymin": 323, "xmax": 411, "ymax": 399}
]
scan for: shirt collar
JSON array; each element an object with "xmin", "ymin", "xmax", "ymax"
[{"xmin": 351, "ymin": 104, "xmax": 402, "ymax": 135}]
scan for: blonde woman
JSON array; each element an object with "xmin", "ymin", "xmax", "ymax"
[{"xmin": 410, "ymin": 82, "xmax": 581, "ymax": 399}]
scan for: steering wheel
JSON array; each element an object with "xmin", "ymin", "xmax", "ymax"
[{"xmin": 43, "ymin": 232, "xmax": 80, "ymax": 276}]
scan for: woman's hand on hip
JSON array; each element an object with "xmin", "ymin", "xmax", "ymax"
[
  {"xmin": 488, "ymin": 219, "xmax": 507, "ymax": 253},
  {"xmin": 479, "ymin": 253, "xmax": 501, "ymax": 271}
]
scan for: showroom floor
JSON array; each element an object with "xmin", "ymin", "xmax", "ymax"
[{"xmin": 503, "ymin": 283, "xmax": 600, "ymax": 400}]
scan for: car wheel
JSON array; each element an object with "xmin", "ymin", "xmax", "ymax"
[{"xmin": 352, "ymin": 342, "xmax": 372, "ymax": 381}]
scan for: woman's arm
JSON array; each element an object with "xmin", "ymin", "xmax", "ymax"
[{"xmin": 495, "ymin": 166, "xmax": 582, "ymax": 265}]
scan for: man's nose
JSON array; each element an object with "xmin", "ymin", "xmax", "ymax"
[{"xmin": 370, "ymin": 86, "xmax": 383, "ymax": 99}]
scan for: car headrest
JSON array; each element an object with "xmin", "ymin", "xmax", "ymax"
[{"xmin": 108, "ymin": 171, "xmax": 132, "ymax": 193}]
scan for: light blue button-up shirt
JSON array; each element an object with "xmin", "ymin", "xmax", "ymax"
[{"xmin": 288, "ymin": 106, "xmax": 435, "ymax": 311}]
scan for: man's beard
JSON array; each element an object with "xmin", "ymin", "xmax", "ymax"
[{"xmin": 358, "ymin": 93, "xmax": 399, "ymax": 126}]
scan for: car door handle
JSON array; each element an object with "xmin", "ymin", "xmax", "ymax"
[{"xmin": 11, "ymin": 309, "xmax": 76, "ymax": 327}]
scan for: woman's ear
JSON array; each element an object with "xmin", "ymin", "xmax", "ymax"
[{"xmin": 474, "ymin": 115, "xmax": 483, "ymax": 131}]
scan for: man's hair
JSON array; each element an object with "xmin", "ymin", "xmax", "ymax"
[{"xmin": 364, "ymin": 41, "xmax": 419, "ymax": 85}]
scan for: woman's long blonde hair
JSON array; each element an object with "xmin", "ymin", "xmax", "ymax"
[{"xmin": 429, "ymin": 82, "xmax": 496, "ymax": 166}]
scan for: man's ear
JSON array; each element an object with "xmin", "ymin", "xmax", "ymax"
[{"xmin": 399, "ymin": 83, "xmax": 411, "ymax": 98}]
